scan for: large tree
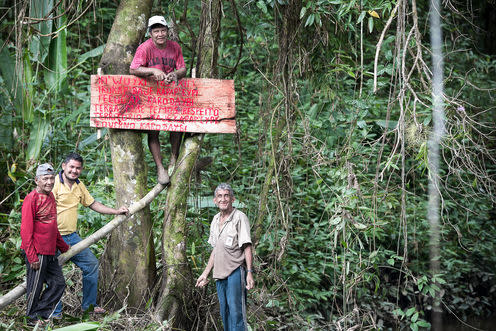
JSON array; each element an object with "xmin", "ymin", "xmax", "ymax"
[
  {"xmin": 154, "ymin": 0, "xmax": 222, "ymax": 327},
  {"xmin": 98, "ymin": 0, "xmax": 156, "ymax": 310}
]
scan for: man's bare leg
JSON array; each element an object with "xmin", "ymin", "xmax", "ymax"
[
  {"xmin": 169, "ymin": 132, "xmax": 183, "ymax": 174},
  {"xmin": 148, "ymin": 131, "xmax": 169, "ymax": 185}
]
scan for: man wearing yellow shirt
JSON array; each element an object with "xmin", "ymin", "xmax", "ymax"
[{"xmin": 52, "ymin": 152, "xmax": 128, "ymax": 317}]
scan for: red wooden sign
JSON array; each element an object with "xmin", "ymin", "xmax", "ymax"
[{"xmin": 90, "ymin": 75, "xmax": 236, "ymax": 133}]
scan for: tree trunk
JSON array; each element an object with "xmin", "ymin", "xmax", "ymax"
[
  {"xmin": 154, "ymin": 0, "xmax": 222, "ymax": 326},
  {"xmin": 98, "ymin": 0, "xmax": 156, "ymax": 310}
]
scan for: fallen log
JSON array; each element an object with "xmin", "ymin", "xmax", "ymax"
[{"xmin": 0, "ymin": 182, "xmax": 167, "ymax": 311}]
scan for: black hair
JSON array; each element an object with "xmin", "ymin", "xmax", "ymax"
[
  {"xmin": 64, "ymin": 152, "xmax": 84, "ymax": 165},
  {"xmin": 149, "ymin": 23, "xmax": 168, "ymax": 31}
]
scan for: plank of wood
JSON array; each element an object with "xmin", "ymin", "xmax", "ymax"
[
  {"xmin": 90, "ymin": 117, "xmax": 237, "ymax": 134},
  {"xmin": 90, "ymin": 75, "xmax": 236, "ymax": 133}
]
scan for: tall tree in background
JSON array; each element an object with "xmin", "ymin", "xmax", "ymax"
[{"xmin": 98, "ymin": 0, "xmax": 156, "ymax": 310}]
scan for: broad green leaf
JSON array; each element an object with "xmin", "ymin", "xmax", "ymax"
[
  {"xmin": 358, "ymin": 11, "xmax": 366, "ymax": 24},
  {"xmin": 45, "ymin": 13, "xmax": 68, "ymax": 94},
  {"xmin": 26, "ymin": 117, "xmax": 50, "ymax": 161},
  {"xmin": 29, "ymin": 0, "xmax": 54, "ymax": 63},
  {"xmin": 305, "ymin": 14, "xmax": 315, "ymax": 27},
  {"xmin": 256, "ymin": 0, "xmax": 268, "ymax": 14},
  {"xmin": 0, "ymin": 41, "xmax": 22, "ymax": 108},
  {"xmin": 23, "ymin": 50, "xmax": 34, "ymax": 123},
  {"xmin": 353, "ymin": 222, "xmax": 367, "ymax": 230},
  {"xmin": 368, "ymin": 16, "xmax": 374, "ymax": 33},
  {"xmin": 375, "ymin": 119, "xmax": 398, "ymax": 129},
  {"xmin": 0, "ymin": 112, "xmax": 13, "ymax": 150},
  {"xmin": 417, "ymin": 320, "xmax": 431, "ymax": 327},
  {"xmin": 52, "ymin": 322, "xmax": 100, "ymax": 331},
  {"xmin": 406, "ymin": 307, "xmax": 416, "ymax": 317},
  {"xmin": 78, "ymin": 44, "xmax": 106, "ymax": 63},
  {"xmin": 411, "ymin": 312, "xmax": 419, "ymax": 322},
  {"xmin": 300, "ymin": 6, "xmax": 307, "ymax": 19}
]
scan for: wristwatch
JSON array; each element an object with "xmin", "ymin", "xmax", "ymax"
[{"xmin": 247, "ymin": 269, "xmax": 254, "ymax": 273}]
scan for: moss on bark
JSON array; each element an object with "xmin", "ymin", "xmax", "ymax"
[
  {"xmin": 155, "ymin": 1, "xmax": 222, "ymax": 325},
  {"xmin": 98, "ymin": 0, "xmax": 156, "ymax": 311}
]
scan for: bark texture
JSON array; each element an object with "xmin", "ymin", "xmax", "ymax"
[
  {"xmin": 98, "ymin": 0, "xmax": 156, "ymax": 310},
  {"xmin": 154, "ymin": 136, "xmax": 203, "ymax": 325},
  {"xmin": 154, "ymin": 0, "xmax": 222, "ymax": 326}
]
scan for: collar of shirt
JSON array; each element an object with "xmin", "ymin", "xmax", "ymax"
[
  {"xmin": 217, "ymin": 208, "xmax": 237, "ymax": 238},
  {"xmin": 59, "ymin": 170, "xmax": 80, "ymax": 185}
]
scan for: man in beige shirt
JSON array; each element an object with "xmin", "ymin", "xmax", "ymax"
[
  {"xmin": 52, "ymin": 152, "xmax": 128, "ymax": 317},
  {"xmin": 196, "ymin": 183, "xmax": 254, "ymax": 331}
]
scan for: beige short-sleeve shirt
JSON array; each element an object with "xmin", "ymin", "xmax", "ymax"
[
  {"xmin": 52, "ymin": 173, "xmax": 95, "ymax": 235},
  {"xmin": 208, "ymin": 209, "xmax": 251, "ymax": 279}
]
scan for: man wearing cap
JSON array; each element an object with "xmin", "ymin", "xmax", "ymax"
[
  {"xmin": 130, "ymin": 15, "xmax": 187, "ymax": 185},
  {"xmin": 52, "ymin": 152, "xmax": 128, "ymax": 316},
  {"xmin": 20, "ymin": 163, "xmax": 70, "ymax": 325},
  {"xmin": 196, "ymin": 183, "xmax": 255, "ymax": 331}
]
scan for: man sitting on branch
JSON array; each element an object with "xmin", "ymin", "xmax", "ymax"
[{"xmin": 130, "ymin": 15, "xmax": 187, "ymax": 185}]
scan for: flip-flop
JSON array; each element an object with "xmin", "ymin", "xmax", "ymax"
[
  {"xmin": 27, "ymin": 318, "xmax": 49, "ymax": 326},
  {"xmin": 93, "ymin": 306, "xmax": 106, "ymax": 314}
]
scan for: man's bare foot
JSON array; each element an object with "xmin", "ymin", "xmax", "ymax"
[{"xmin": 157, "ymin": 166, "xmax": 170, "ymax": 185}]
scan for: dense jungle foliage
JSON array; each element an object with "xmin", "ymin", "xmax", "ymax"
[{"xmin": 0, "ymin": 0, "xmax": 495, "ymax": 330}]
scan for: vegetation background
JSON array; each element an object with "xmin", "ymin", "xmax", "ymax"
[{"xmin": 0, "ymin": 0, "xmax": 495, "ymax": 330}]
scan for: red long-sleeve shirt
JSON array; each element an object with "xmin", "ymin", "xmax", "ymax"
[{"xmin": 20, "ymin": 190, "xmax": 70, "ymax": 264}]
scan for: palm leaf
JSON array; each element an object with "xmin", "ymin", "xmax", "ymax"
[{"xmin": 28, "ymin": 0, "xmax": 54, "ymax": 63}]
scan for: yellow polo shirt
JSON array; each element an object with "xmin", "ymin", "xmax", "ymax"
[{"xmin": 52, "ymin": 173, "xmax": 95, "ymax": 235}]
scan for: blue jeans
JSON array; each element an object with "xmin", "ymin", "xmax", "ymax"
[
  {"xmin": 54, "ymin": 232, "xmax": 99, "ymax": 314},
  {"xmin": 216, "ymin": 266, "xmax": 247, "ymax": 331}
]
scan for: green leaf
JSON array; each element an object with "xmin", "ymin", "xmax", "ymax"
[
  {"xmin": 358, "ymin": 11, "xmax": 366, "ymax": 24},
  {"xmin": 52, "ymin": 322, "xmax": 100, "ymax": 331},
  {"xmin": 387, "ymin": 258, "xmax": 394, "ymax": 265},
  {"xmin": 23, "ymin": 50, "xmax": 34, "ymax": 123},
  {"xmin": 405, "ymin": 307, "xmax": 416, "ymax": 317},
  {"xmin": 29, "ymin": 0, "xmax": 54, "ymax": 63},
  {"xmin": 300, "ymin": 6, "xmax": 307, "ymax": 19},
  {"xmin": 368, "ymin": 16, "xmax": 374, "ymax": 33},
  {"xmin": 375, "ymin": 120, "xmax": 398, "ymax": 129},
  {"xmin": 353, "ymin": 222, "xmax": 367, "ymax": 230},
  {"xmin": 0, "ymin": 41, "xmax": 23, "ymax": 109},
  {"xmin": 78, "ymin": 44, "xmax": 106, "ymax": 63},
  {"xmin": 45, "ymin": 14, "xmax": 68, "ymax": 93},
  {"xmin": 411, "ymin": 312, "xmax": 419, "ymax": 322},
  {"xmin": 26, "ymin": 117, "xmax": 50, "ymax": 161},
  {"xmin": 417, "ymin": 320, "xmax": 431, "ymax": 328},
  {"xmin": 305, "ymin": 14, "xmax": 315, "ymax": 27},
  {"xmin": 256, "ymin": 0, "xmax": 268, "ymax": 14}
]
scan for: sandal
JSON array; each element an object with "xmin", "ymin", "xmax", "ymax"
[
  {"xmin": 82, "ymin": 306, "xmax": 106, "ymax": 314},
  {"xmin": 27, "ymin": 318, "xmax": 49, "ymax": 326},
  {"xmin": 93, "ymin": 306, "xmax": 106, "ymax": 314}
]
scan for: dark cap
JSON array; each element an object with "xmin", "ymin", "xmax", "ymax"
[{"xmin": 36, "ymin": 163, "xmax": 55, "ymax": 177}]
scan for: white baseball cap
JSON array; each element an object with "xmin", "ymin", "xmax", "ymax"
[{"xmin": 148, "ymin": 16, "xmax": 168, "ymax": 30}]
